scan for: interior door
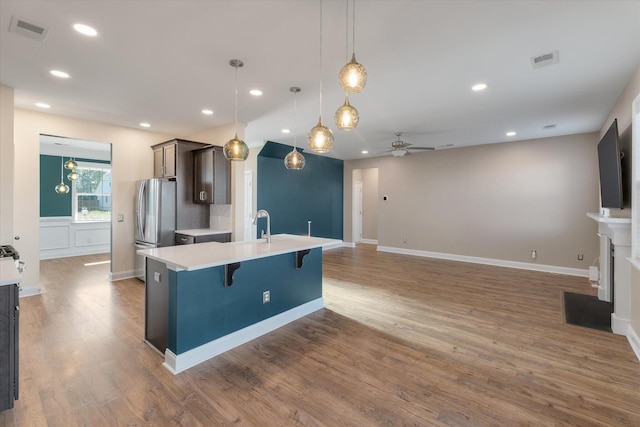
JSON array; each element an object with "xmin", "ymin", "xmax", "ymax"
[{"xmin": 353, "ymin": 181, "xmax": 363, "ymax": 243}]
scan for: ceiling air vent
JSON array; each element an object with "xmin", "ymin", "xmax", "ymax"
[
  {"xmin": 531, "ymin": 50, "xmax": 559, "ymax": 69},
  {"xmin": 9, "ymin": 16, "xmax": 49, "ymax": 42}
]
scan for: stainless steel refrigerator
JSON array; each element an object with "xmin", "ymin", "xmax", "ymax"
[{"xmin": 134, "ymin": 179, "xmax": 176, "ymax": 281}]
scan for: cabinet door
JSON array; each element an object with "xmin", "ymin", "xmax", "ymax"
[
  {"xmin": 145, "ymin": 259, "xmax": 169, "ymax": 353},
  {"xmin": 193, "ymin": 149, "xmax": 214, "ymax": 204},
  {"xmin": 163, "ymin": 144, "xmax": 177, "ymax": 178},
  {"xmin": 213, "ymin": 147, "xmax": 231, "ymax": 204},
  {"xmin": 153, "ymin": 147, "xmax": 164, "ymax": 178},
  {"xmin": 194, "ymin": 233, "xmax": 231, "ymax": 243}
]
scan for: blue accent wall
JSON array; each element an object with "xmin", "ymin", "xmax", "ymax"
[
  {"xmin": 257, "ymin": 142, "xmax": 343, "ymax": 239},
  {"xmin": 167, "ymin": 248, "xmax": 322, "ymax": 354},
  {"xmin": 39, "ymin": 155, "xmax": 110, "ymax": 217}
]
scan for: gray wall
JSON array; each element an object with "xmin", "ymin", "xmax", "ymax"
[{"xmin": 344, "ymin": 133, "xmax": 600, "ymax": 270}]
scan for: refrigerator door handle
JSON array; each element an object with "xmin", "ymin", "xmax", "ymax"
[{"xmin": 137, "ymin": 180, "xmax": 145, "ymax": 239}]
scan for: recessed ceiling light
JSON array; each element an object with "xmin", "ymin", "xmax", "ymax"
[
  {"xmin": 202, "ymin": 109, "xmax": 213, "ymax": 115},
  {"xmin": 361, "ymin": 150, "xmax": 369, "ymax": 154},
  {"xmin": 73, "ymin": 23, "xmax": 97, "ymax": 37},
  {"xmin": 281, "ymin": 129, "xmax": 290, "ymax": 134},
  {"xmin": 140, "ymin": 122, "xmax": 151, "ymax": 128},
  {"xmin": 472, "ymin": 83, "xmax": 488, "ymax": 91},
  {"xmin": 249, "ymin": 89, "xmax": 263, "ymax": 96},
  {"xmin": 35, "ymin": 102, "xmax": 50, "ymax": 109},
  {"xmin": 506, "ymin": 131, "xmax": 516, "ymax": 137},
  {"xmin": 50, "ymin": 70, "xmax": 70, "ymax": 78}
]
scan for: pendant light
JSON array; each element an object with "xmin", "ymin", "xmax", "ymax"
[
  {"xmin": 64, "ymin": 157, "xmax": 77, "ymax": 170},
  {"xmin": 54, "ymin": 157, "xmax": 70, "ymax": 194},
  {"xmin": 335, "ymin": 1, "xmax": 359, "ymax": 132},
  {"xmin": 67, "ymin": 168, "xmax": 79, "ymax": 181},
  {"xmin": 338, "ymin": 0, "xmax": 366, "ymax": 94},
  {"xmin": 307, "ymin": 0, "xmax": 334, "ymax": 153},
  {"xmin": 284, "ymin": 87, "xmax": 305, "ymax": 170},
  {"xmin": 223, "ymin": 59, "xmax": 249, "ymax": 161}
]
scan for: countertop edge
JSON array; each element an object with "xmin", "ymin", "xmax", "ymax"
[{"xmin": 138, "ymin": 234, "xmax": 339, "ymax": 271}]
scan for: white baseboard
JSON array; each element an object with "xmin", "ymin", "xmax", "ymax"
[
  {"xmin": 376, "ymin": 246, "xmax": 589, "ymax": 277},
  {"xmin": 611, "ymin": 313, "xmax": 630, "ymax": 336},
  {"xmin": 109, "ymin": 270, "xmax": 137, "ymax": 281},
  {"xmin": 342, "ymin": 242, "xmax": 356, "ymax": 248},
  {"xmin": 40, "ymin": 247, "xmax": 110, "ymax": 260},
  {"xmin": 628, "ymin": 324, "xmax": 640, "ymax": 363},
  {"xmin": 163, "ymin": 298, "xmax": 324, "ymax": 374},
  {"xmin": 359, "ymin": 239, "xmax": 378, "ymax": 245},
  {"xmin": 19, "ymin": 285, "xmax": 43, "ymax": 298}
]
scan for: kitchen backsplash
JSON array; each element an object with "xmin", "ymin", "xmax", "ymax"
[{"xmin": 210, "ymin": 204, "xmax": 232, "ymax": 231}]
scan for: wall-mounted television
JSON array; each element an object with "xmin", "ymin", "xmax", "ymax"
[{"xmin": 597, "ymin": 119, "xmax": 623, "ymax": 209}]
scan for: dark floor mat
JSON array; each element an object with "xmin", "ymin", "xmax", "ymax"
[{"xmin": 563, "ymin": 292, "xmax": 612, "ymax": 332}]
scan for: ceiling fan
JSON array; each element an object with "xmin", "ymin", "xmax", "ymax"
[{"xmin": 383, "ymin": 132, "xmax": 435, "ymax": 157}]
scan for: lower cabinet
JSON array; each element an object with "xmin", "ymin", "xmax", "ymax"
[
  {"xmin": 145, "ymin": 258, "xmax": 169, "ymax": 354},
  {"xmin": 0, "ymin": 284, "xmax": 19, "ymax": 412}
]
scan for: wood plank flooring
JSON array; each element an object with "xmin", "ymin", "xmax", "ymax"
[{"xmin": 1, "ymin": 245, "xmax": 638, "ymax": 426}]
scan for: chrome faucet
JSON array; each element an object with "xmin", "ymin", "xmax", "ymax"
[{"xmin": 253, "ymin": 209, "xmax": 271, "ymax": 243}]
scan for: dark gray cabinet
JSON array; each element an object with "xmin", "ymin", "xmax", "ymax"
[
  {"xmin": 153, "ymin": 143, "xmax": 176, "ymax": 178},
  {"xmin": 0, "ymin": 284, "xmax": 19, "ymax": 412},
  {"xmin": 145, "ymin": 258, "xmax": 169, "ymax": 354},
  {"xmin": 175, "ymin": 232, "xmax": 231, "ymax": 245},
  {"xmin": 193, "ymin": 146, "xmax": 231, "ymax": 205},
  {"xmin": 151, "ymin": 139, "xmax": 211, "ymax": 230}
]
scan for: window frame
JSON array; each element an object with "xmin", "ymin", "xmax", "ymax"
[{"xmin": 71, "ymin": 160, "xmax": 112, "ymax": 223}]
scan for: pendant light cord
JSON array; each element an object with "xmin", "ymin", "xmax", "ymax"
[
  {"xmin": 345, "ymin": 0, "xmax": 349, "ymax": 62},
  {"xmin": 352, "ymin": 0, "xmax": 356, "ymax": 54},
  {"xmin": 319, "ymin": 0, "xmax": 324, "ymax": 117},
  {"xmin": 293, "ymin": 90, "xmax": 298, "ymax": 149},
  {"xmin": 234, "ymin": 65, "xmax": 239, "ymax": 134}
]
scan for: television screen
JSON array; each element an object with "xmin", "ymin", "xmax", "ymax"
[{"xmin": 597, "ymin": 119, "xmax": 623, "ymax": 209}]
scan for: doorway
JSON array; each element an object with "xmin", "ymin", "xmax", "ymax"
[
  {"xmin": 352, "ymin": 168, "xmax": 379, "ymax": 245},
  {"xmin": 39, "ymin": 135, "xmax": 112, "ymax": 260}
]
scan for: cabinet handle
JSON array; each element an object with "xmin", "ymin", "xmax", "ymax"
[{"xmin": 200, "ymin": 190, "xmax": 206, "ymax": 201}]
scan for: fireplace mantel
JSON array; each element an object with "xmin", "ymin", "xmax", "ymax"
[{"xmin": 587, "ymin": 213, "xmax": 632, "ymax": 335}]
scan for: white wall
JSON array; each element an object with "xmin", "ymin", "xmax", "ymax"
[
  {"xmin": 0, "ymin": 85, "xmax": 14, "ymax": 245},
  {"xmin": 361, "ymin": 168, "xmax": 379, "ymax": 241},
  {"xmin": 13, "ymin": 108, "xmax": 172, "ymax": 291},
  {"xmin": 344, "ymin": 133, "xmax": 600, "ymax": 273}
]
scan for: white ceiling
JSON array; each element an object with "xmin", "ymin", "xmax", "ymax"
[{"xmin": 1, "ymin": 1, "xmax": 639, "ymax": 160}]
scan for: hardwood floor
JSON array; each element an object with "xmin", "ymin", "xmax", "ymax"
[{"xmin": 1, "ymin": 245, "xmax": 638, "ymax": 426}]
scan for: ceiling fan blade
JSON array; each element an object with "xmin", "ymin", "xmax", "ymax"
[{"xmin": 408, "ymin": 147, "xmax": 435, "ymax": 151}]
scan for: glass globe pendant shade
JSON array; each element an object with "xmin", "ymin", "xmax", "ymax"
[
  {"xmin": 223, "ymin": 134, "xmax": 249, "ymax": 161},
  {"xmin": 339, "ymin": 53, "xmax": 367, "ymax": 94},
  {"xmin": 67, "ymin": 170, "xmax": 79, "ymax": 181},
  {"xmin": 55, "ymin": 182, "xmax": 70, "ymax": 194},
  {"xmin": 284, "ymin": 148, "xmax": 305, "ymax": 170},
  {"xmin": 307, "ymin": 116, "xmax": 334, "ymax": 153},
  {"xmin": 334, "ymin": 96, "xmax": 359, "ymax": 131},
  {"xmin": 64, "ymin": 158, "xmax": 78, "ymax": 170}
]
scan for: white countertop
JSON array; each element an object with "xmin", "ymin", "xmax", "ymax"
[
  {"xmin": 138, "ymin": 234, "xmax": 340, "ymax": 271},
  {"xmin": 0, "ymin": 258, "xmax": 22, "ymax": 286},
  {"xmin": 174, "ymin": 228, "xmax": 232, "ymax": 237}
]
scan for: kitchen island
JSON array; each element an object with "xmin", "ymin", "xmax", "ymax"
[{"xmin": 137, "ymin": 234, "xmax": 340, "ymax": 374}]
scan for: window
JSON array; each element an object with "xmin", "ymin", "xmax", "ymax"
[{"xmin": 72, "ymin": 161, "xmax": 111, "ymax": 222}]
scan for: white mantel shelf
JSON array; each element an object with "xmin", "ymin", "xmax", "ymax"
[{"xmin": 587, "ymin": 213, "xmax": 632, "ymax": 336}]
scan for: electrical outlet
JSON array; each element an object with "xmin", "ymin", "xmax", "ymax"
[
  {"xmin": 531, "ymin": 249, "xmax": 537, "ymax": 259},
  {"xmin": 263, "ymin": 290, "xmax": 270, "ymax": 304},
  {"xmin": 577, "ymin": 253, "xmax": 584, "ymax": 261},
  {"xmin": 154, "ymin": 272, "xmax": 161, "ymax": 282}
]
